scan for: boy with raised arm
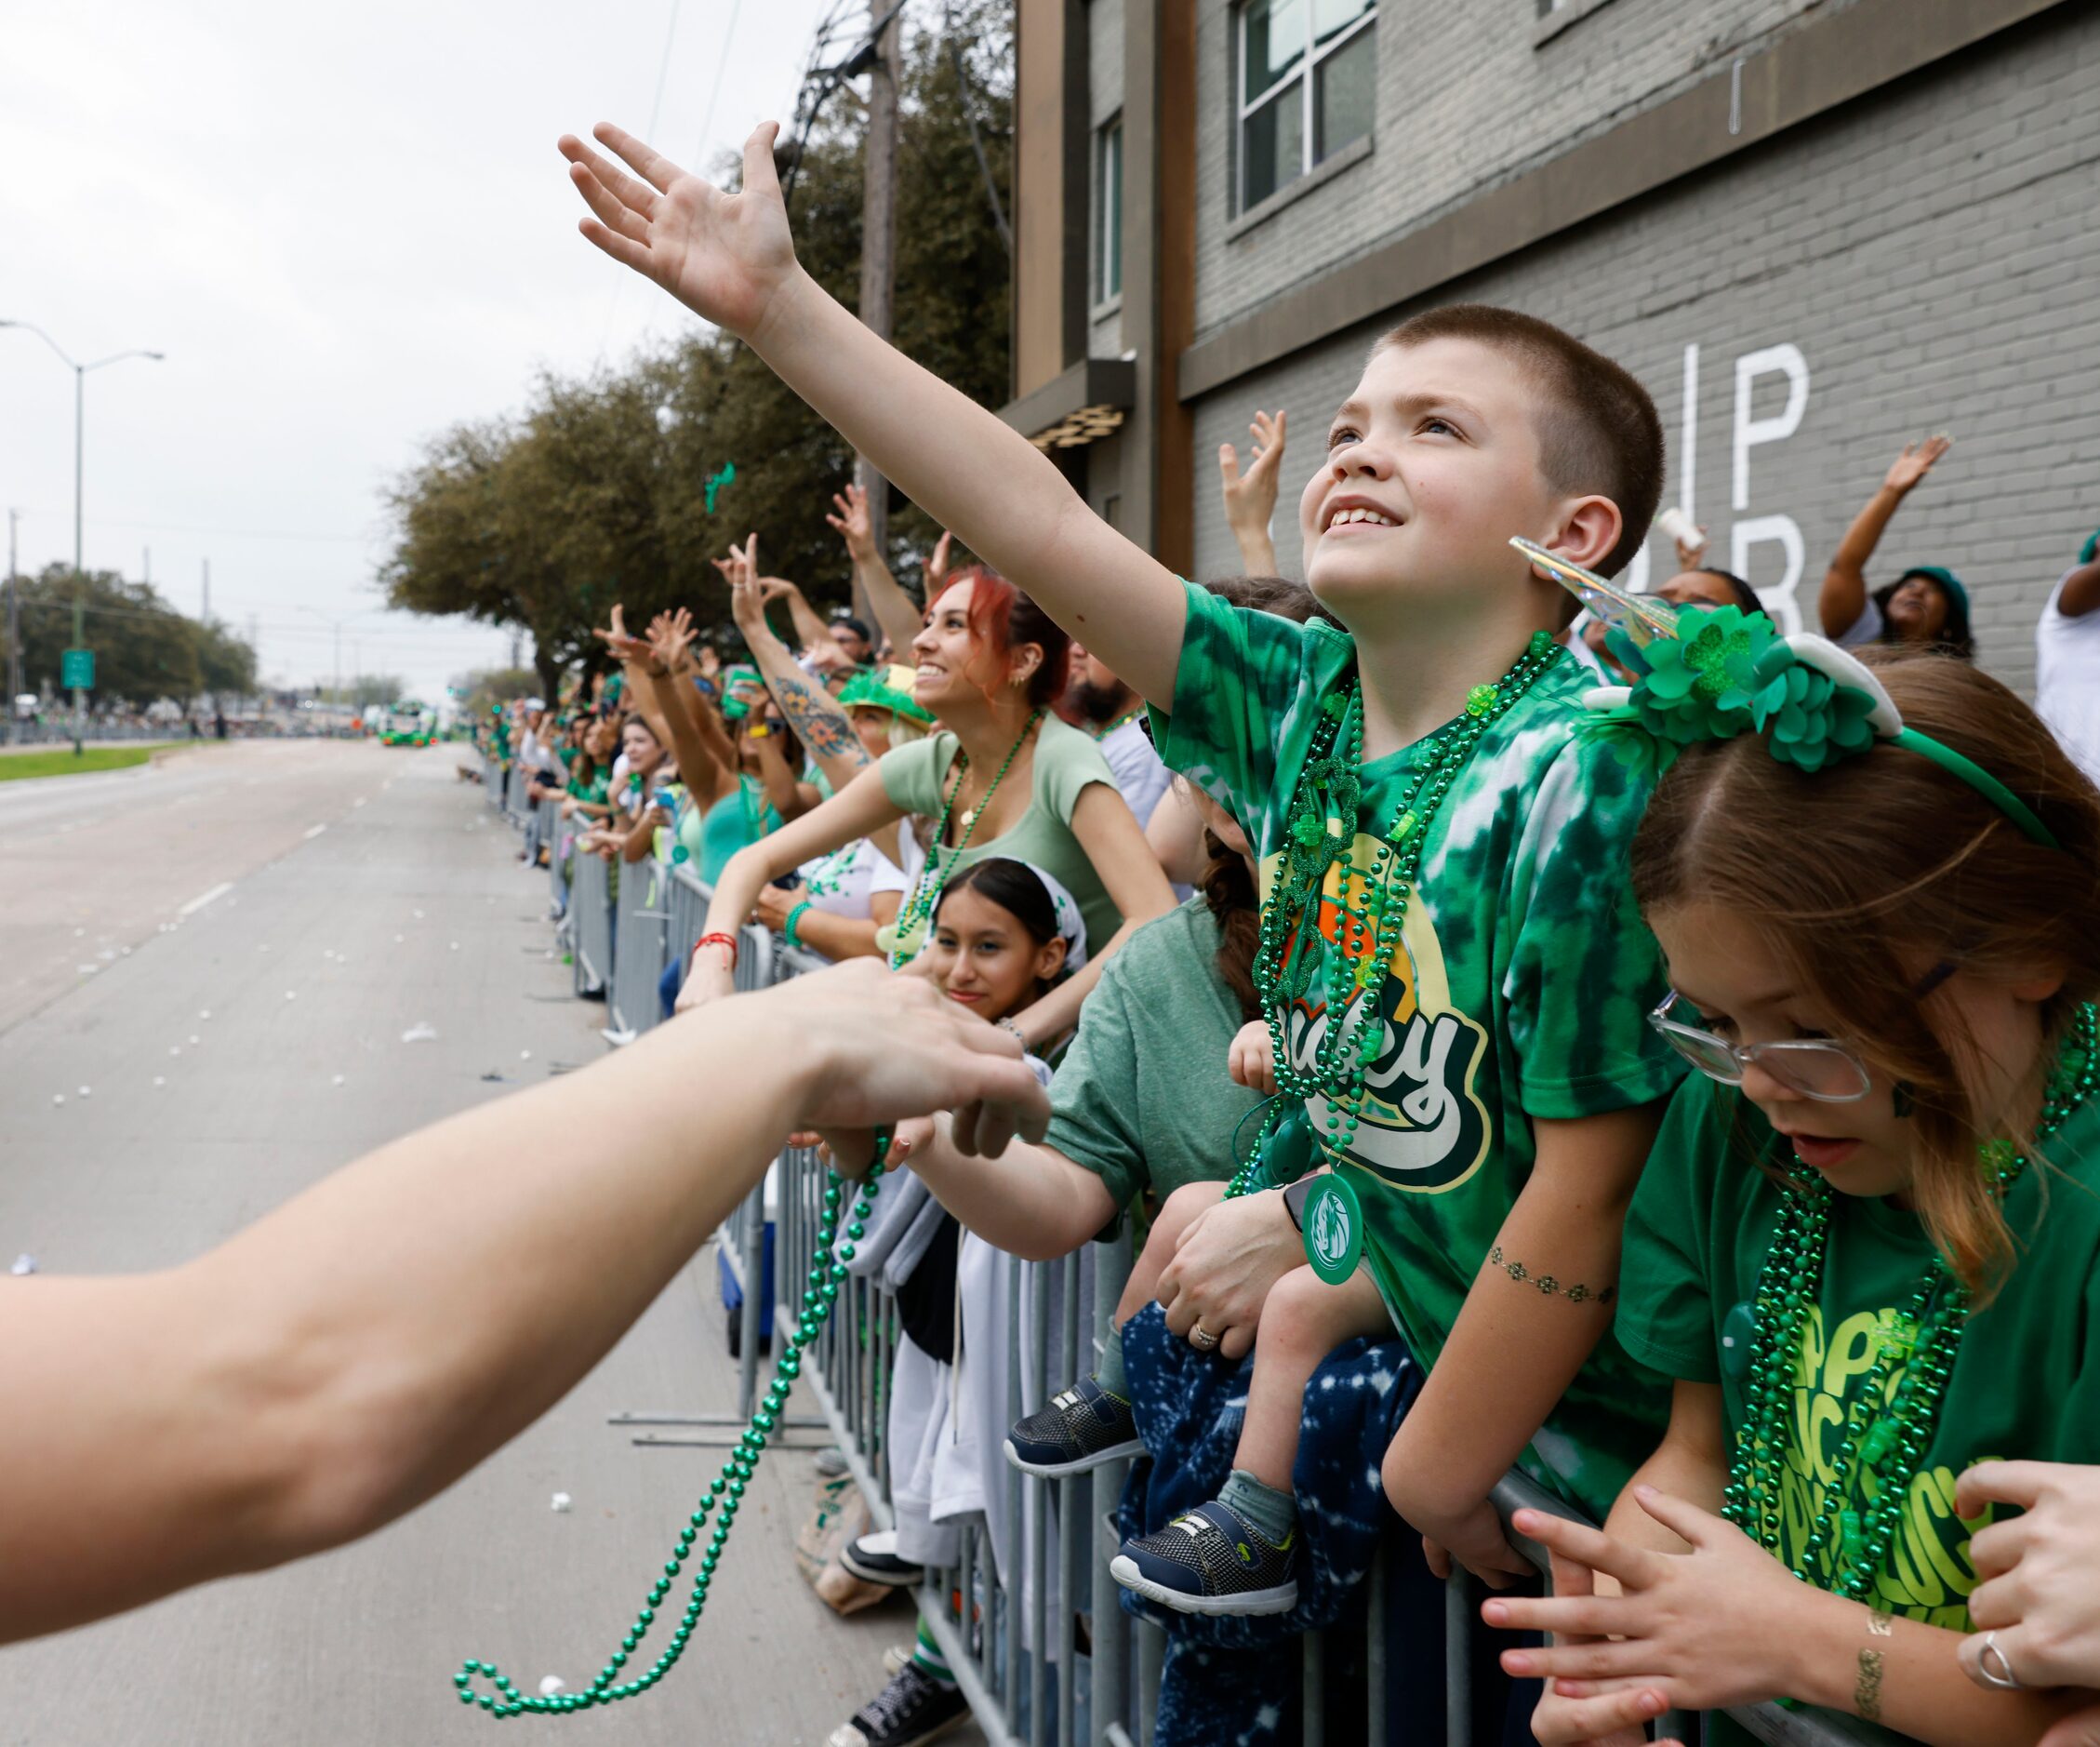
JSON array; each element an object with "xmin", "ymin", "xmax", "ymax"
[{"xmin": 558, "ymin": 124, "xmax": 1682, "ymax": 1598}]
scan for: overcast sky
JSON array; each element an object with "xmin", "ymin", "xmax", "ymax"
[{"xmin": 1, "ymin": 0, "xmax": 831, "ymax": 704}]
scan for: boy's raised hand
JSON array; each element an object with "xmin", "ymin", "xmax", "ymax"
[{"xmin": 560, "ymin": 122, "xmax": 797, "ymax": 340}]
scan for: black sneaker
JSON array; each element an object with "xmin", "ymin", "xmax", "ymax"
[
  {"xmin": 840, "ymin": 1528, "xmax": 925, "ymax": 1588},
  {"xmin": 1003, "ymin": 1375, "xmax": 1145, "ymax": 1476},
  {"xmin": 825, "ymin": 1661, "xmax": 969, "ymax": 1747},
  {"xmin": 1110, "ymin": 1500, "xmax": 1298, "ymax": 1617}
]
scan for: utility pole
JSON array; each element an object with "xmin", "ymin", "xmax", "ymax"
[
  {"xmin": 332, "ymin": 621, "xmax": 342, "ymax": 728},
  {"xmin": 852, "ymin": 3, "xmax": 902, "ymax": 627},
  {"xmin": 201, "ymin": 556, "xmax": 209, "ymax": 623},
  {"xmin": 5, "ymin": 509, "xmax": 19, "ymax": 746}
]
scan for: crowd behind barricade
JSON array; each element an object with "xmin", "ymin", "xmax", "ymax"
[{"xmin": 457, "ymin": 126, "xmax": 2100, "ymax": 1747}]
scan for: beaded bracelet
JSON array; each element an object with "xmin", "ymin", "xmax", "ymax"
[
  {"xmin": 693, "ymin": 931, "xmax": 738, "ymax": 970},
  {"xmin": 782, "ymin": 901, "xmax": 813, "ymax": 953}
]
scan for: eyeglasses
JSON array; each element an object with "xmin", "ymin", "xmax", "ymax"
[{"xmin": 1648, "ymin": 993, "xmax": 1874, "ymax": 1103}]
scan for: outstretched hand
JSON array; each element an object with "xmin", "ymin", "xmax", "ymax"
[
  {"xmin": 827, "ymin": 484, "xmax": 877, "ymax": 564},
  {"xmin": 923, "ymin": 530, "xmax": 954, "ymax": 593},
  {"xmin": 1883, "ymin": 433, "xmax": 1952, "ymax": 495},
  {"xmin": 559, "ymin": 122, "xmax": 800, "ymax": 339},
  {"xmin": 594, "ymin": 603, "xmax": 654, "ymax": 667},
  {"xmin": 1218, "ymin": 409, "xmax": 1287, "ymax": 537}
]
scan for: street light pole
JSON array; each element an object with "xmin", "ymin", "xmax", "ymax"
[
  {"xmin": 0, "ymin": 322, "xmax": 164, "ymax": 754},
  {"xmin": 5, "ymin": 508, "xmax": 20, "ymax": 746}
]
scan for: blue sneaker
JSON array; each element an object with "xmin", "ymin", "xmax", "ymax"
[
  {"xmin": 1003, "ymin": 1376, "xmax": 1145, "ymax": 1476},
  {"xmin": 1110, "ymin": 1500, "xmax": 1298, "ymax": 1616}
]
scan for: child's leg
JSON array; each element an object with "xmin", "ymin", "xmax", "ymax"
[
  {"xmin": 1232, "ymin": 1264, "xmax": 1390, "ymax": 1489},
  {"xmin": 1113, "ymin": 1180, "xmax": 1225, "ymax": 1327}
]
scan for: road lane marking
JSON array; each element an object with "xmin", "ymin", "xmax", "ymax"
[
  {"xmin": 178, "ymin": 881, "xmax": 234, "ymax": 917},
  {"xmin": 303, "ymin": 823, "xmax": 327, "ymax": 840}
]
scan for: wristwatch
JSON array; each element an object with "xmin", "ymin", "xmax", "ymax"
[{"xmin": 1282, "ymin": 1175, "xmax": 1320, "ymax": 1232}]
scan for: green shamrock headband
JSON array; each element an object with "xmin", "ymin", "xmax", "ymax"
[{"xmin": 1514, "ymin": 538, "xmax": 2059, "ymax": 850}]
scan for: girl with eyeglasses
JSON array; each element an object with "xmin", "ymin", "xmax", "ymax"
[{"xmin": 1485, "ymin": 651, "xmax": 2100, "ymax": 1746}]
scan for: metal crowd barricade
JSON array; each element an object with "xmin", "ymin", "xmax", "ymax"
[
  {"xmin": 482, "ymin": 794, "xmax": 1861, "ymax": 1747},
  {"xmin": 569, "ymin": 850, "xmax": 616, "ymax": 996}
]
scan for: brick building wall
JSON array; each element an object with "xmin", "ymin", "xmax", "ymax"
[
  {"xmin": 1191, "ymin": 0, "xmax": 1831, "ymax": 340},
  {"xmin": 1186, "ymin": 4, "xmax": 2100, "ymax": 689}
]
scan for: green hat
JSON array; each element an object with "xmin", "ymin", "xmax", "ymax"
[
  {"xmin": 839, "ymin": 663, "xmax": 935, "ymax": 727},
  {"xmin": 2079, "ymin": 529, "xmax": 2100, "ymax": 567},
  {"xmin": 720, "ymin": 664, "xmax": 762, "ymax": 724}
]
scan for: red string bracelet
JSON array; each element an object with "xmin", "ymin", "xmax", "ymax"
[{"xmin": 693, "ymin": 931, "xmax": 738, "ymax": 969}]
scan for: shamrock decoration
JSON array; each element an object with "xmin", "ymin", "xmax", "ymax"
[
  {"xmin": 1620, "ymin": 606, "xmax": 1778, "ymax": 744},
  {"xmin": 1751, "ymin": 663, "xmax": 1879, "ymax": 772}
]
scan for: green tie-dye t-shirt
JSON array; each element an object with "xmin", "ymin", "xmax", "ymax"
[{"xmin": 1150, "ymin": 580, "xmax": 1684, "ymax": 1517}]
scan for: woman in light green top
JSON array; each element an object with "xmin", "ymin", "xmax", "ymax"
[{"xmin": 684, "ymin": 568, "xmax": 1176, "ymax": 1049}]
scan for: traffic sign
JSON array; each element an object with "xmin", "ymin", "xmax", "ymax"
[{"xmin": 61, "ymin": 648, "xmax": 95, "ymax": 691}]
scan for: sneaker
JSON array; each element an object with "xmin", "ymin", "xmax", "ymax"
[
  {"xmin": 1003, "ymin": 1375, "xmax": 1145, "ymax": 1476},
  {"xmin": 841, "ymin": 1528, "xmax": 925, "ymax": 1588},
  {"xmin": 1109, "ymin": 1500, "xmax": 1298, "ymax": 1617},
  {"xmin": 825, "ymin": 1661, "xmax": 968, "ymax": 1747},
  {"xmin": 881, "ymin": 1643, "xmax": 913, "ymax": 1678}
]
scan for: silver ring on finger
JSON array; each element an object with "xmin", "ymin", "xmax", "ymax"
[
  {"xmin": 1975, "ymin": 1632, "xmax": 2024, "ymax": 1691},
  {"xmin": 1189, "ymin": 1321, "xmax": 1220, "ymax": 1353}
]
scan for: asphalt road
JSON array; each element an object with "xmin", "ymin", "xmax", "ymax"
[{"xmin": 0, "ymin": 742, "xmax": 922, "ymax": 1745}]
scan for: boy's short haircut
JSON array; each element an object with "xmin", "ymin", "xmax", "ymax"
[{"xmin": 1376, "ymin": 304, "xmax": 1665, "ymax": 582}]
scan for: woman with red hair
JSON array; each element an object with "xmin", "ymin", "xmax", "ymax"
[{"xmin": 684, "ymin": 567, "xmax": 1175, "ymax": 1049}]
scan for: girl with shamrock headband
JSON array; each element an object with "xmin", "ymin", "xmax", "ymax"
[
  {"xmin": 1482, "ymin": 567, "xmax": 2100, "ymax": 1745},
  {"xmin": 681, "ymin": 567, "xmax": 1173, "ymax": 1051}
]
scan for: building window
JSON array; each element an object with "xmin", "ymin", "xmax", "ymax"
[
  {"xmin": 1095, "ymin": 114, "xmax": 1124, "ymax": 305},
  {"xmin": 1237, "ymin": 0, "xmax": 1376, "ymax": 212}
]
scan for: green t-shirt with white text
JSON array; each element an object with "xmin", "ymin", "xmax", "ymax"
[{"xmin": 1151, "ymin": 580, "xmax": 1684, "ymax": 1517}]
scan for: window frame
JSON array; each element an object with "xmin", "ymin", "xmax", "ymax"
[
  {"xmin": 1234, "ymin": 0, "xmax": 1377, "ymax": 215},
  {"xmin": 1094, "ymin": 112, "xmax": 1124, "ymax": 309}
]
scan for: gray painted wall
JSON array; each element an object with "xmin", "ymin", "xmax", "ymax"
[
  {"xmin": 1187, "ymin": 6, "xmax": 2100, "ymax": 691},
  {"xmin": 1191, "ymin": 0, "xmax": 1835, "ymax": 340}
]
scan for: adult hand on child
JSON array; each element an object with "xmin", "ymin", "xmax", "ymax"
[
  {"xmin": 560, "ymin": 122, "xmax": 799, "ymax": 341},
  {"xmin": 1156, "ymin": 1186, "xmax": 1297, "ymax": 1360},
  {"xmin": 1482, "ymin": 1492, "xmax": 1811, "ymax": 1714},
  {"xmin": 1882, "ymin": 433, "xmax": 1951, "ymax": 496},
  {"xmin": 1960, "ymin": 1461, "xmax": 2100, "ymax": 1693},
  {"xmin": 1227, "ymin": 1020, "xmax": 1277, "ymax": 1096},
  {"xmin": 1218, "ymin": 409, "xmax": 1287, "ymax": 541}
]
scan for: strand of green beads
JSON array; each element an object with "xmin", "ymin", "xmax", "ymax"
[
  {"xmin": 1256, "ymin": 633, "xmax": 1562, "ymax": 1167},
  {"xmin": 888, "ymin": 713, "xmax": 1043, "ymax": 969},
  {"xmin": 1723, "ymin": 1003, "xmax": 2098, "ymax": 1594},
  {"xmin": 451, "ymin": 1140, "xmax": 889, "ymax": 1718}
]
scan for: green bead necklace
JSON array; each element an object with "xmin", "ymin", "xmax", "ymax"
[
  {"xmin": 1225, "ymin": 632, "xmax": 1563, "ymax": 1198},
  {"xmin": 1723, "ymin": 1003, "xmax": 2099, "ymax": 1603},
  {"xmin": 887, "ymin": 710, "xmax": 1043, "ymax": 969},
  {"xmin": 451, "ymin": 1140, "xmax": 888, "ymax": 1718}
]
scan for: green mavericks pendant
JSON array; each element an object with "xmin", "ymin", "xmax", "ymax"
[{"xmin": 1302, "ymin": 1174, "xmax": 1364, "ymax": 1285}]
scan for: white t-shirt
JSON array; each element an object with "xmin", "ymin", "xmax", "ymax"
[
  {"xmin": 1097, "ymin": 717, "xmax": 1173, "ymax": 829},
  {"xmin": 1833, "ymin": 594, "xmax": 1886, "ymax": 649},
  {"xmin": 2038, "ymin": 569, "xmax": 2100, "ymax": 788},
  {"xmin": 796, "ymin": 837, "xmax": 908, "ymax": 921}
]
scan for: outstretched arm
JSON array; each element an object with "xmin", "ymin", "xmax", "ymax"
[
  {"xmin": 0, "ymin": 964, "xmax": 1047, "ymax": 1646},
  {"xmin": 1820, "ymin": 436, "xmax": 1949, "ymax": 639},
  {"xmin": 827, "ymin": 483, "xmax": 927, "ymax": 658},
  {"xmin": 560, "ymin": 123, "xmax": 1187, "ymax": 705},
  {"xmin": 1217, "ymin": 409, "xmax": 1287, "ymax": 576},
  {"xmin": 721, "ymin": 545, "xmax": 871, "ymax": 794}
]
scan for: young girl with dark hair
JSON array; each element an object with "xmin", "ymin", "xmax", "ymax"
[
  {"xmin": 684, "ymin": 567, "xmax": 1175, "ymax": 1047},
  {"xmin": 832, "ymin": 857, "xmax": 1083, "ymax": 1747},
  {"xmin": 1479, "ymin": 625, "xmax": 2100, "ymax": 1744}
]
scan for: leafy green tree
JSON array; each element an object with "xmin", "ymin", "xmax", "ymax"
[
  {"xmin": 380, "ymin": 0, "xmax": 1012, "ymax": 682},
  {"xmin": 0, "ymin": 565, "xmax": 257, "ymax": 704}
]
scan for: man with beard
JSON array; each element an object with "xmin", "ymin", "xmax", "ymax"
[{"xmin": 1063, "ymin": 641, "xmax": 1173, "ymax": 828}]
